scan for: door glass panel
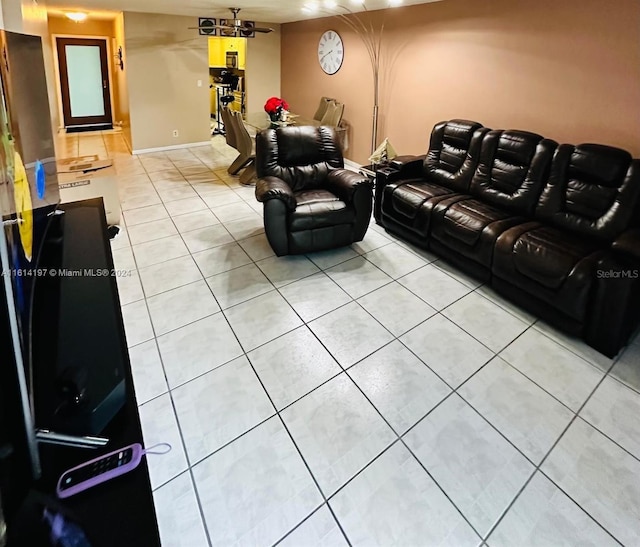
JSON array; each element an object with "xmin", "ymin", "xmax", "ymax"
[{"xmin": 65, "ymin": 45, "xmax": 105, "ymax": 117}]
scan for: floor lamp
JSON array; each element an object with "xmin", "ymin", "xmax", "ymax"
[
  {"xmin": 332, "ymin": 3, "xmax": 384, "ymax": 155},
  {"xmin": 303, "ymin": 0, "xmax": 404, "ymax": 154}
]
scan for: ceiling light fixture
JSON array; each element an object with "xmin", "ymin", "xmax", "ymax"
[{"xmin": 65, "ymin": 12, "xmax": 88, "ymax": 22}]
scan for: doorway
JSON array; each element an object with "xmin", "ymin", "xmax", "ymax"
[{"xmin": 55, "ymin": 37, "xmax": 113, "ymax": 131}]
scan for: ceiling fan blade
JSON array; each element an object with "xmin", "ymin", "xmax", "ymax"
[{"xmin": 239, "ymin": 21, "xmax": 273, "ymax": 34}]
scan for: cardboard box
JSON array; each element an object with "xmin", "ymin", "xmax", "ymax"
[{"xmin": 57, "ymin": 156, "xmax": 120, "ymax": 226}]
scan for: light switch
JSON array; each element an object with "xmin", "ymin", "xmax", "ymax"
[{"xmin": 197, "ymin": 80, "xmax": 203, "ymax": 87}]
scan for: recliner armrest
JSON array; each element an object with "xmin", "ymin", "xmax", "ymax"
[
  {"xmin": 326, "ymin": 169, "xmax": 372, "ymax": 202},
  {"xmin": 255, "ymin": 176, "xmax": 297, "ymax": 210},
  {"xmin": 612, "ymin": 229, "xmax": 640, "ymax": 261},
  {"xmin": 389, "ymin": 154, "xmax": 426, "ymax": 171},
  {"xmin": 376, "ymin": 155, "xmax": 426, "ymax": 187}
]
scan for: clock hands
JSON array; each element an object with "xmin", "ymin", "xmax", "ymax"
[
  {"xmin": 319, "ymin": 31, "xmax": 343, "ymax": 74},
  {"xmin": 321, "ymin": 50, "xmax": 334, "ymax": 61}
]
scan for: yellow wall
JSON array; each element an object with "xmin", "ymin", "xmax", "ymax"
[{"xmin": 208, "ymin": 37, "xmax": 246, "ymax": 69}]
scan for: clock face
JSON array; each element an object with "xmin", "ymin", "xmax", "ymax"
[{"xmin": 318, "ymin": 30, "xmax": 344, "ymax": 75}]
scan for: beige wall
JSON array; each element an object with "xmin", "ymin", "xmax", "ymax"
[
  {"xmin": 282, "ymin": 0, "xmax": 640, "ymax": 163},
  {"xmin": 124, "ymin": 11, "xmax": 210, "ymax": 152},
  {"xmin": 245, "ymin": 24, "xmax": 281, "ymax": 115},
  {"xmin": 1, "ymin": 0, "xmax": 23, "ymax": 32}
]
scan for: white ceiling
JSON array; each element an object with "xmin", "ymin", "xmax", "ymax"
[{"xmin": 44, "ymin": 0, "xmax": 442, "ymax": 24}]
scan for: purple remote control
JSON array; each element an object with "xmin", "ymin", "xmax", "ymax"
[{"xmin": 56, "ymin": 443, "xmax": 144, "ymax": 498}]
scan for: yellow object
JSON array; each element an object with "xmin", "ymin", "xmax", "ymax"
[
  {"xmin": 208, "ymin": 37, "xmax": 246, "ymax": 69},
  {"xmin": 13, "ymin": 151, "xmax": 33, "ymax": 262}
]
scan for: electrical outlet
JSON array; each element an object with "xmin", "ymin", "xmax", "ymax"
[{"xmin": 172, "ymin": 130, "xmax": 179, "ymax": 138}]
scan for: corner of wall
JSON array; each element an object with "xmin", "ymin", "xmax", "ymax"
[
  {"xmin": 114, "ymin": 12, "xmax": 132, "ymax": 152},
  {"xmin": 123, "ymin": 11, "xmax": 211, "ymax": 152}
]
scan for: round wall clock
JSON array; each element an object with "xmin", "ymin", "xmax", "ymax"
[{"xmin": 318, "ymin": 30, "xmax": 344, "ymax": 75}]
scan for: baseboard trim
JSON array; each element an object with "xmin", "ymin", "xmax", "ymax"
[
  {"xmin": 132, "ymin": 141, "xmax": 212, "ymax": 155},
  {"xmin": 344, "ymin": 159, "xmax": 362, "ymax": 172}
]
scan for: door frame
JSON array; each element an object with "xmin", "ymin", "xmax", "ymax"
[{"xmin": 51, "ymin": 34, "xmax": 116, "ymax": 131}]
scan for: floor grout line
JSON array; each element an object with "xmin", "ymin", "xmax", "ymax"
[{"xmin": 67, "ymin": 131, "xmax": 639, "ymax": 546}]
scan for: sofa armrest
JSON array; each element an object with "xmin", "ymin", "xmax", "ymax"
[
  {"xmin": 255, "ymin": 176, "xmax": 296, "ymax": 211},
  {"xmin": 389, "ymin": 154, "xmax": 425, "ymax": 171},
  {"xmin": 585, "ymin": 251, "xmax": 640, "ymax": 357},
  {"xmin": 373, "ymin": 156, "xmax": 425, "ymax": 224},
  {"xmin": 612, "ymin": 229, "xmax": 640, "ymax": 261},
  {"xmin": 375, "ymin": 154, "xmax": 425, "ymax": 191},
  {"xmin": 326, "ymin": 169, "xmax": 373, "ymax": 202}
]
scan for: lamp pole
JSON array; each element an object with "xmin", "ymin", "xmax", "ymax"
[{"xmin": 334, "ymin": 4, "xmax": 384, "ymax": 154}]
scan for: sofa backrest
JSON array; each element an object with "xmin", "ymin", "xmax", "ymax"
[
  {"xmin": 256, "ymin": 125, "xmax": 343, "ymax": 192},
  {"xmin": 424, "ymin": 119, "xmax": 487, "ymax": 192},
  {"xmin": 469, "ymin": 130, "xmax": 556, "ymax": 215},
  {"xmin": 535, "ymin": 143, "xmax": 640, "ymax": 241}
]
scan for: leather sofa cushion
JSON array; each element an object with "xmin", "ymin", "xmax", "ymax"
[
  {"xmin": 438, "ymin": 199, "xmax": 512, "ymax": 246},
  {"xmin": 296, "ymin": 189, "xmax": 339, "ymax": 207},
  {"xmin": 430, "ymin": 197, "xmax": 525, "ymax": 267},
  {"xmin": 385, "ymin": 179, "xmax": 453, "ymax": 220},
  {"xmin": 536, "ymin": 143, "xmax": 640, "ymax": 240},
  {"xmin": 423, "ymin": 120, "xmax": 486, "ymax": 193},
  {"xmin": 470, "ymin": 130, "xmax": 556, "ymax": 215},
  {"xmin": 493, "ymin": 223, "xmax": 603, "ymax": 321},
  {"xmin": 511, "ymin": 226, "xmax": 599, "ymax": 290},
  {"xmin": 290, "ymin": 190, "xmax": 354, "ymax": 231}
]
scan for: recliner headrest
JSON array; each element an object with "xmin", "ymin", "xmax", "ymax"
[{"xmin": 568, "ymin": 144, "xmax": 632, "ymax": 189}]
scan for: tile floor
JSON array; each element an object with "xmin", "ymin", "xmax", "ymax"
[{"xmin": 58, "ymin": 129, "xmax": 640, "ymax": 546}]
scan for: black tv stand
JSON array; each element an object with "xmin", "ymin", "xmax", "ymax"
[{"xmin": 8, "ymin": 199, "xmax": 160, "ymax": 546}]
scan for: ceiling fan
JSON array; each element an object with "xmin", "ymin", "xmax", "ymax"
[{"xmin": 190, "ymin": 7, "xmax": 273, "ymax": 37}]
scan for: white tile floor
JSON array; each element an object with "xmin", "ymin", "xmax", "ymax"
[{"xmin": 58, "ymin": 129, "xmax": 640, "ymax": 546}]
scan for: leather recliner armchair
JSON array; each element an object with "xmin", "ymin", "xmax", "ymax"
[{"xmin": 255, "ymin": 126, "xmax": 373, "ymax": 256}]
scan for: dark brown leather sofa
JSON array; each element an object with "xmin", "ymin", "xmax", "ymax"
[
  {"xmin": 255, "ymin": 125, "xmax": 373, "ymax": 256},
  {"xmin": 375, "ymin": 119, "xmax": 640, "ymax": 357}
]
